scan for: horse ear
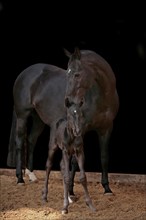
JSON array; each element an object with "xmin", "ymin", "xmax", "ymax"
[
  {"xmin": 73, "ymin": 47, "xmax": 81, "ymax": 60},
  {"xmin": 64, "ymin": 97, "xmax": 72, "ymax": 108},
  {"xmin": 63, "ymin": 48, "xmax": 71, "ymax": 58}
]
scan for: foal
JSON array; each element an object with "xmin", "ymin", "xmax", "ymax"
[{"xmin": 42, "ymin": 104, "xmax": 96, "ymax": 214}]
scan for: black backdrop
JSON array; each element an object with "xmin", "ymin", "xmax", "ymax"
[{"xmin": 0, "ymin": 1, "xmax": 145, "ymax": 174}]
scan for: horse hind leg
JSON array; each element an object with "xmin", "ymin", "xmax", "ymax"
[
  {"xmin": 15, "ymin": 116, "xmax": 28, "ymax": 185},
  {"xmin": 7, "ymin": 109, "xmax": 18, "ymax": 168},
  {"xmin": 26, "ymin": 113, "xmax": 45, "ymax": 182}
]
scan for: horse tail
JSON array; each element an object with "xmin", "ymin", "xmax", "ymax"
[{"xmin": 7, "ymin": 108, "xmax": 17, "ymax": 167}]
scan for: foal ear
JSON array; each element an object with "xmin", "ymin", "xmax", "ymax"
[
  {"xmin": 63, "ymin": 48, "xmax": 71, "ymax": 58},
  {"xmin": 79, "ymin": 97, "xmax": 85, "ymax": 107},
  {"xmin": 64, "ymin": 97, "xmax": 72, "ymax": 108}
]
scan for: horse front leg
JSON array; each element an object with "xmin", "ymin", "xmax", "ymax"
[
  {"xmin": 76, "ymin": 150, "xmax": 96, "ymax": 212},
  {"xmin": 15, "ymin": 118, "xmax": 27, "ymax": 185},
  {"xmin": 98, "ymin": 127, "xmax": 113, "ymax": 194},
  {"xmin": 60, "ymin": 149, "xmax": 70, "ymax": 214}
]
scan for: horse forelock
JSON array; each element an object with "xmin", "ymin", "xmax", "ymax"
[{"xmin": 67, "ymin": 50, "xmax": 98, "ymax": 81}]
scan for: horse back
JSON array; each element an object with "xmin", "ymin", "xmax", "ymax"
[
  {"xmin": 30, "ymin": 66, "xmax": 67, "ymax": 125},
  {"xmin": 13, "ymin": 64, "xmax": 66, "ymax": 119}
]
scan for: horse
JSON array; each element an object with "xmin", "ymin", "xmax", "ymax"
[
  {"xmin": 7, "ymin": 63, "xmax": 78, "ymax": 195},
  {"xmin": 7, "ymin": 47, "xmax": 119, "ymax": 196},
  {"xmin": 64, "ymin": 48, "xmax": 119, "ymax": 194},
  {"xmin": 42, "ymin": 106, "xmax": 96, "ymax": 214}
]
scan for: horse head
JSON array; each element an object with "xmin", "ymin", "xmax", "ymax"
[
  {"xmin": 64, "ymin": 48, "xmax": 92, "ymax": 97},
  {"xmin": 64, "ymin": 47, "xmax": 119, "ymax": 125}
]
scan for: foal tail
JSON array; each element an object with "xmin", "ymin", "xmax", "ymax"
[{"xmin": 7, "ymin": 108, "xmax": 17, "ymax": 167}]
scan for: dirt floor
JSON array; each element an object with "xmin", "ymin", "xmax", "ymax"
[{"xmin": 0, "ymin": 170, "xmax": 146, "ymax": 220}]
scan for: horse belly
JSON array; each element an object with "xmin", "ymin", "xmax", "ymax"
[{"xmin": 34, "ymin": 101, "xmax": 66, "ymax": 125}]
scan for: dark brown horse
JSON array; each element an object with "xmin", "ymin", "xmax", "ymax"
[
  {"xmin": 64, "ymin": 48, "xmax": 119, "ymax": 194},
  {"xmin": 7, "ymin": 47, "xmax": 119, "ymax": 199},
  {"xmin": 7, "ymin": 63, "xmax": 81, "ymax": 201},
  {"xmin": 7, "ymin": 64, "xmax": 71, "ymax": 182}
]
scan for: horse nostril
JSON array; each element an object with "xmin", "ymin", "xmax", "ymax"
[{"xmin": 74, "ymin": 128, "xmax": 81, "ymax": 137}]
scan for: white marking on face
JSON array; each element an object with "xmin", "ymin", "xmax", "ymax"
[
  {"xmin": 74, "ymin": 110, "xmax": 77, "ymax": 114},
  {"xmin": 68, "ymin": 68, "xmax": 71, "ymax": 74}
]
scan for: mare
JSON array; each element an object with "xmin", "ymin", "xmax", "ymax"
[
  {"xmin": 7, "ymin": 63, "xmax": 78, "ymax": 194},
  {"xmin": 42, "ymin": 109, "xmax": 96, "ymax": 214},
  {"xmin": 64, "ymin": 48, "xmax": 119, "ymax": 194}
]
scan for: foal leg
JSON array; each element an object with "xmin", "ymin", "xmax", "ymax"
[
  {"xmin": 76, "ymin": 151, "xmax": 96, "ymax": 212},
  {"xmin": 98, "ymin": 126, "xmax": 113, "ymax": 194},
  {"xmin": 60, "ymin": 150, "xmax": 70, "ymax": 214},
  {"xmin": 26, "ymin": 113, "xmax": 45, "ymax": 182},
  {"xmin": 69, "ymin": 155, "xmax": 78, "ymax": 197},
  {"xmin": 42, "ymin": 129, "xmax": 57, "ymax": 202}
]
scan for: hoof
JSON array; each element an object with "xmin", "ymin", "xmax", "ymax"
[
  {"xmin": 29, "ymin": 179, "xmax": 38, "ymax": 183},
  {"xmin": 91, "ymin": 206, "xmax": 97, "ymax": 212},
  {"xmin": 42, "ymin": 194, "xmax": 48, "ymax": 203},
  {"xmin": 62, "ymin": 209, "xmax": 68, "ymax": 214},
  {"xmin": 104, "ymin": 192, "xmax": 113, "ymax": 196},
  {"xmin": 42, "ymin": 199, "xmax": 48, "ymax": 205},
  {"xmin": 17, "ymin": 178, "xmax": 25, "ymax": 185},
  {"xmin": 25, "ymin": 168, "xmax": 38, "ymax": 182},
  {"xmin": 68, "ymin": 195, "xmax": 78, "ymax": 203},
  {"xmin": 42, "ymin": 196, "xmax": 48, "ymax": 203},
  {"xmin": 103, "ymin": 184, "xmax": 113, "ymax": 194},
  {"xmin": 86, "ymin": 202, "xmax": 97, "ymax": 212},
  {"xmin": 17, "ymin": 182, "xmax": 25, "ymax": 186}
]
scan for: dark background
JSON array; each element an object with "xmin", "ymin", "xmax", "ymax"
[{"xmin": 0, "ymin": 1, "xmax": 145, "ymax": 174}]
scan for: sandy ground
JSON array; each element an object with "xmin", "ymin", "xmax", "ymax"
[{"xmin": 0, "ymin": 170, "xmax": 146, "ymax": 220}]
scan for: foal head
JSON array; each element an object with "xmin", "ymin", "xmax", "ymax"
[{"xmin": 65, "ymin": 100, "xmax": 84, "ymax": 137}]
